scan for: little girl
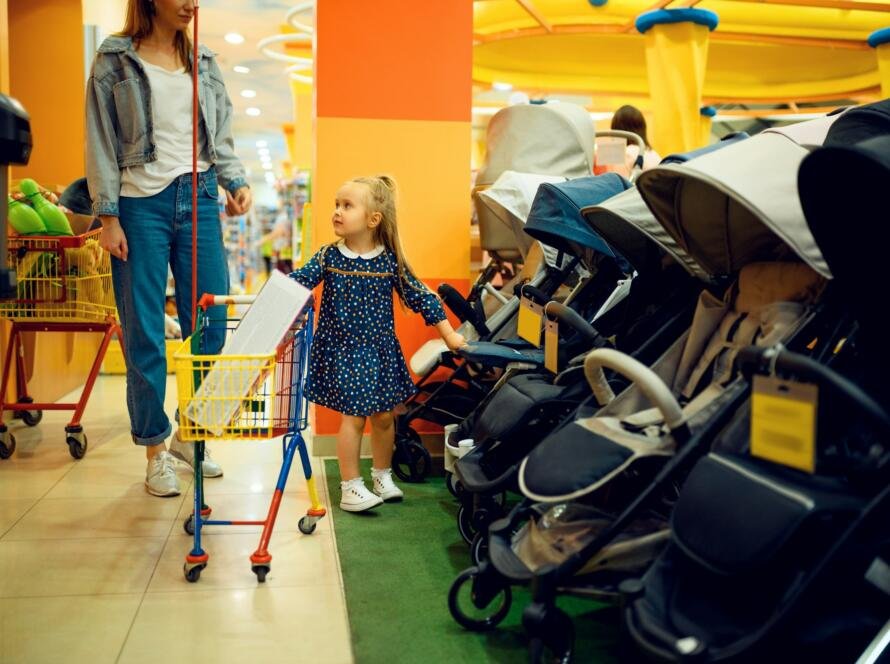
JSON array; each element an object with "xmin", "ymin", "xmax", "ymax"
[{"xmin": 290, "ymin": 175, "xmax": 465, "ymax": 512}]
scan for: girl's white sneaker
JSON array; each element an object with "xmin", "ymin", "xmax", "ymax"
[
  {"xmin": 372, "ymin": 468, "xmax": 404, "ymax": 502},
  {"xmin": 340, "ymin": 478, "xmax": 384, "ymax": 512}
]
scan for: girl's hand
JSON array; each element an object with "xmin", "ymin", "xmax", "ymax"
[
  {"xmin": 99, "ymin": 216, "xmax": 128, "ymax": 261},
  {"xmin": 445, "ymin": 331, "xmax": 467, "ymax": 352}
]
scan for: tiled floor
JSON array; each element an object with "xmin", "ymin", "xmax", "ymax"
[{"xmin": 0, "ymin": 375, "xmax": 352, "ymax": 664}]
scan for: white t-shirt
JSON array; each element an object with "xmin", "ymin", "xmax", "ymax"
[{"xmin": 120, "ymin": 57, "xmax": 210, "ymax": 198}]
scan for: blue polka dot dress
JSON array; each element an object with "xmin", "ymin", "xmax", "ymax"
[{"xmin": 290, "ymin": 242, "xmax": 446, "ymax": 416}]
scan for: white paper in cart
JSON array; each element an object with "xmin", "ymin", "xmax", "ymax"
[{"xmin": 185, "ymin": 270, "xmax": 312, "ymax": 436}]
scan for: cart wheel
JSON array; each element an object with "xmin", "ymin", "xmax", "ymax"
[
  {"xmin": 183, "ymin": 563, "xmax": 205, "ymax": 583},
  {"xmin": 392, "ymin": 434, "xmax": 431, "ymax": 483},
  {"xmin": 66, "ymin": 433, "xmax": 88, "ymax": 460},
  {"xmin": 15, "ymin": 399, "xmax": 42, "ymax": 427},
  {"xmin": 448, "ymin": 567, "xmax": 512, "ymax": 632},
  {"xmin": 253, "ymin": 565, "xmax": 270, "ymax": 583},
  {"xmin": 0, "ymin": 432, "xmax": 15, "ymax": 460},
  {"xmin": 457, "ymin": 504, "xmax": 477, "ymax": 545},
  {"xmin": 446, "ymin": 471, "xmax": 465, "ymax": 499},
  {"xmin": 470, "ymin": 532, "xmax": 489, "ymax": 566},
  {"xmin": 183, "ymin": 515, "xmax": 196, "ymax": 536},
  {"xmin": 298, "ymin": 516, "xmax": 316, "ymax": 535}
]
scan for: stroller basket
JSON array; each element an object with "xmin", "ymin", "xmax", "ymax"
[{"xmin": 174, "ymin": 309, "xmax": 311, "ymax": 441}]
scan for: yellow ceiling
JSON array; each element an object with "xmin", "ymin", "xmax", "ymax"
[{"xmin": 473, "ymin": 0, "xmax": 890, "ymax": 104}]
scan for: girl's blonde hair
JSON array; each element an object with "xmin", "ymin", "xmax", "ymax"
[
  {"xmin": 350, "ymin": 175, "xmax": 432, "ymax": 307},
  {"xmin": 119, "ymin": 0, "xmax": 194, "ymax": 73}
]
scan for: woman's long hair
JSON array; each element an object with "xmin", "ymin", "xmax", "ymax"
[{"xmin": 119, "ymin": 0, "xmax": 193, "ymax": 72}]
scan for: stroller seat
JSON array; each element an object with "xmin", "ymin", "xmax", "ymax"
[{"xmin": 519, "ymin": 261, "xmax": 823, "ymax": 502}]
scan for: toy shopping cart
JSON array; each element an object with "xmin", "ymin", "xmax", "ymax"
[
  {"xmin": 0, "ymin": 229, "xmax": 121, "ymax": 460},
  {"xmin": 173, "ymin": 293, "xmax": 325, "ymax": 583}
]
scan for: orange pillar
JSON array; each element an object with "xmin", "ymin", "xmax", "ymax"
[
  {"xmin": 9, "ymin": 0, "xmax": 85, "ymax": 187},
  {"xmin": 312, "ymin": 0, "xmax": 472, "ymax": 435}
]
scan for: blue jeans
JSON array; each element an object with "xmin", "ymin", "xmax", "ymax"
[{"xmin": 113, "ymin": 168, "xmax": 229, "ymax": 446}]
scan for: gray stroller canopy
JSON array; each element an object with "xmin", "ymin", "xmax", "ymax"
[
  {"xmin": 636, "ymin": 114, "xmax": 842, "ymax": 280},
  {"xmin": 476, "ymin": 103, "xmax": 595, "ymax": 187},
  {"xmin": 581, "ymin": 188, "xmax": 710, "ymax": 281}
]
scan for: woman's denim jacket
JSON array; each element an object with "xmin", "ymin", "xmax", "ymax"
[{"xmin": 85, "ymin": 35, "xmax": 248, "ymax": 217}]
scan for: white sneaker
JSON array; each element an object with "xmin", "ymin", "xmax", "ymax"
[
  {"xmin": 372, "ymin": 468, "xmax": 404, "ymax": 502},
  {"xmin": 340, "ymin": 478, "xmax": 384, "ymax": 512},
  {"xmin": 145, "ymin": 451, "xmax": 181, "ymax": 497},
  {"xmin": 169, "ymin": 431, "xmax": 224, "ymax": 478}
]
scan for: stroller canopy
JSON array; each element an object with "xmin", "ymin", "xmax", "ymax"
[
  {"xmin": 523, "ymin": 174, "xmax": 632, "ymax": 273},
  {"xmin": 636, "ymin": 114, "xmax": 841, "ymax": 280},
  {"xmin": 477, "ymin": 171, "xmax": 567, "ymax": 263},
  {"xmin": 476, "ymin": 103, "xmax": 595, "ymax": 188},
  {"xmin": 581, "ymin": 187, "xmax": 709, "ymax": 281}
]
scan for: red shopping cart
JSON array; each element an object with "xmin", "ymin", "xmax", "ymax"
[{"xmin": 0, "ymin": 229, "xmax": 122, "ymax": 460}]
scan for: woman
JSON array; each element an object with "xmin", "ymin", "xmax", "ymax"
[
  {"xmin": 86, "ymin": 0, "xmax": 251, "ymax": 496},
  {"xmin": 600, "ymin": 104, "xmax": 661, "ymax": 178}
]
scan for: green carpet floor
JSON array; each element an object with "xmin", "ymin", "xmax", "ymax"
[{"xmin": 325, "ymin": 459, "xmax": 620, "ymax": 664}]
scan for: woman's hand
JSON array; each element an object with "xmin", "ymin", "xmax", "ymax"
[
  {"xmin": 225, "ymin": 186, "xmax": 252, "ymax": 216},
  {"xmin": 444, "ymin": 331, "xmax": 467, "ymax": 352},
  {"xmin": 98, "ymin": 216, "xmax": 128, "ymax": 261}
]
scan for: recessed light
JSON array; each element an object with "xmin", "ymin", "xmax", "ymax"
[
  {"xmin": 492, "ymin": 81, "xmax": 513, "ymax": 91},
  {"xmin": 224, "ymin": 32, "xmax": 245, "ymax": 45},
  {"xmin": 233, "ymin": 65, "xmax": 250, "ymax": 74},
  {"xmin": 240, "ymin": 89, "xmax": 256, "ymax": 98},
  {"xmin": 245, "ymin": 107, "xmax": 261, "ymax": 117},
  {"xmin": 262, "ymin": 163, "xmax": 273, "ymax": 170},
  {"xmin": 256, "ymin": 140, "xmax": 268, "ymax": 148}
]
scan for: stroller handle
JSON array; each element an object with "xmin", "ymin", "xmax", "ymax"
[
  {"xmin": 584, "ymin": 348, "xmax": 685, "ymax": 431},
  {"xmin": 544, "ymin": 302, "xmax": 605, "ymax": 346}
]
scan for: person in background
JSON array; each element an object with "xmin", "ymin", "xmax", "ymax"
[
  {"xmin": 85, "ymin": 0, "xmax": 251, "ymax": 497},
  {"xmin": 598, "ymin": 104, "xmax": 662, "ymax": 179}
]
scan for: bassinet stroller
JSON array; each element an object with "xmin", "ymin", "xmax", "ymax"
[
  {"xmin": 622, "ymin": 106, "xmax": 890, "ymax": 664},
  {"xmin": 447, "ymin": 115, "xmax": 840, "ymax": 663},
  {"xmin": 474, "ymin": 102, "xmax": 595, "ymax": 279}
]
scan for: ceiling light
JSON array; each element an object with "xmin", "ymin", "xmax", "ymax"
[
  {"xmin": 262, "ymin": 163, "xmax": 273, "ymax": 170},
  {"xmin": 233, "ymin": 65, "xmax": 250, "ymax": 74},
  {"xmin": 240, "ymin": 89, "xmax": 257, "ymax": 98},
  {"xmin": 492, "ymin": 81, "xmax": 513, "ymax": 91},
  {"xmin": 256, "ymin": 140, "xmax": 268, "ymax": 148},
  {"xmin": 245, "ymin": 107, "xmax": 261, "ymax": 117},
  {"xmin": 224, "ymin": 32, "xmax": 245, "ymax": 45},
  {"xmin": 258, "ymin": 148, "xmax": 270, "ymax": 156}
]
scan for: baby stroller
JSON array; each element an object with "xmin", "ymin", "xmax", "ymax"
[
  {"xmin": 394, "ymin": 173, "xmax": 631, "ymax": 481},
  {"xmin": 447, "ymin": 115, "xmax": 839, "ymax": 663},
  {"xmin": 622, "ymin": 106, "xmax": 890, "ymax": 664},
  {"xmin": 449, "ymin": 175, "xmax": 702, "ymax": 559},
  {"xmin": 473, "ymin": 102, "xmax": 596, "ymax": 281},
  {"xmin": 447, "ymin": 134, "xmax": 752, "ymax": 559}
]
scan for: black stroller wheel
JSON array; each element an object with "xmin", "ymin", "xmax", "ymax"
[
  {"xmin": 457, "ymin": 504, "xmax": 477, "ymax": 545},
  {"xmin": 448, "ymin": 567, "xmax": 512, "ymax": 632},
  {"xmin": 446, "ymin": 471, "xmax": 465, "ymax": 499},
  {"xmin": 470, "ymin": 532, "xmax": 489, "ymax": 566},
  {"xmin": 392, "ymin": 434, "xmax": 431, "ymax": 483},
  {"xmin": 529, "ymin": 637, "xmax": 573, "ymax": 664}
]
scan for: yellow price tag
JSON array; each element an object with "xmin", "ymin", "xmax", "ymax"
[
  {"xmin": 544, "ymin": 319, "xmax": 559, "ymax": 373},
  {"xmin": 750, "ymin": 375, "xmax": 818, "ymax": 473},
  {"xmin": 518, "ymin": 296, "xmax": 543, "ymax": 347}
]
